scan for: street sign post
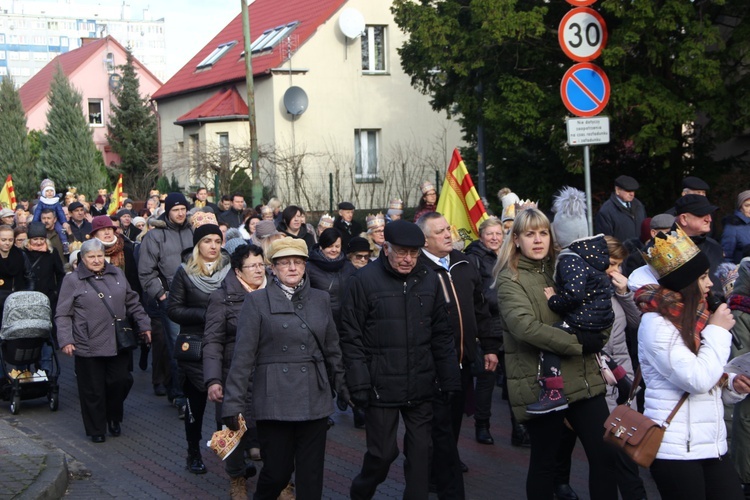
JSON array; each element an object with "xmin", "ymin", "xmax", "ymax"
[
  {"xmin": 566, "ymin": 116, "xmax": 610, "ymax": 146},
  {"xmin": 558, "ymin": 7, "xmax": 607, "ymax": 62},
  {"xmin": 560, "ymin": 62, "xmax": 610, "ymax": 117}
]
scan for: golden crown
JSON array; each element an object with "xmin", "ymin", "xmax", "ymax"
[
  {"xmin": 318, "ymin": 213, "xmax": 334, "ymax": 228},
  {"xmin": 642, "ymin": 226, "xmax": 700, "ymax": 278},
  {"xmin": 366, "ymin": 213, "xmax": 385, "ymax": 229}
]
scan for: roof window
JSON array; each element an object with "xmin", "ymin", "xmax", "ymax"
[
  {"xmin": 239, "ymin": 22, "xmax": 299, "ymax": 58},
  {"xmin": 197, "ymin": 41, "xmax": 237, "ymax": 69}
]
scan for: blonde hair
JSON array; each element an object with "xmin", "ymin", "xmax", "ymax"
[
  {"xmin": 478, "ymin": 216, "xmax": 503, "ymax": 236},
  {"xmin": 185, "ymin": 235, "xmax": 222, "ymax": 276},
  {"xmin": 493, "ymin": 208, "xmax": 556, "ymax": 281}
]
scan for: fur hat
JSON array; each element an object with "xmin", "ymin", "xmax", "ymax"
[{"xmin": 551, "ymin": 186, "xmax": 589, "ymax": 249}]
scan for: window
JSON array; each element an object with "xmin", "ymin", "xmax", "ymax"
[
  {"xmin": 88, "ymin": 100, "xmax": 103, "ymax": 126},
  {"xmin": 196, "ymin": 41, "xmax": 236, "ymax": 69},
  {"xmin": 218, "ymin": 133, "xmax": 230, "ymax": 169},
  {"xmin": 354, "ymin": 129, "xmax": 379, "ymax": 181},
  {"xmin": 240, "ymin": 22, "xmax": 298, "ymax": 58},
  {"xmin": 0, "ymin": 52, "xmax": 5, "ymax": 60},
  {"xmin": 361, "ymin": 26, "xmax": 386, "ymax": 73},
  {"xmin": 189, "ymin": 134, "xmax": 200, "ymax": 168}
]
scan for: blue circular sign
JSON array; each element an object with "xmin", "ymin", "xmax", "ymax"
[{"xmin": 560, "ymin": 63, "xmax": 610, "ymax": 117}]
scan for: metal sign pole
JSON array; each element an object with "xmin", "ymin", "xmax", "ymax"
[{"xmin": 583, "ymin": 144, "xmax": 593, "ymax": 235}]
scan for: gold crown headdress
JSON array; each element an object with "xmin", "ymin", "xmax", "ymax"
[
  {"xmin": 420, "ymin": 181, "xmax": 436, "ymax": 195},
  {"xmin": 366, "ymin": 213, "xmax": 386, "ymax": 229},
  {"xmin": 318, "ymin": 213, "xmax": 334, "ymax": 228},
  {"xmin": 642, "ymin": 226, "xmax": 700, "ymax": 279},
  {"xmin": 388, "ymin": 198, "xmax": 404, "ymax": 211}
]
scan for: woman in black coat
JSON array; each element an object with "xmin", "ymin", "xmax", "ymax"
[
  {"xmin": 305, "ymin": 228, "xmax": 356, "ymax": 329},
  {"xmin": 277, "ymin": 205, "xmax": 316, "ymax": 252},
  {"xmin": 168, "ymin": 217, "xmax": 230, "ymax": 474},
  {"xmin": 203, "ymin": 243, "xmax": 267, "ymax": 496},
  {"xmin": 0, "ymin": 224, "xmax": 33, "ymax": 321}
]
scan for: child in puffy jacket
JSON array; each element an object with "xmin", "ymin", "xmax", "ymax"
[{"xmin": 32, "ymin": 179, "xmax": 70, "ymax": 255}]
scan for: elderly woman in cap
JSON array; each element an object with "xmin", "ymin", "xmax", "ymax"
[
  {"xmin": 722, "ymin": 190, "xmax": 750, "ymax": 264},
  {"xmin": 0, "ymin": 208, "xmax": 16, "ymax": 227},
  {"xmin": 636, "ymin": 228, "xmax": 750, "ymax": 499},
  {"xmin": 168, "ymin": 211, "xmax": 231, "ymax": 474},
  {"xmin": 222, "ymin": 237, "xmax": 349, "ymax": 499},
  {"xmin": 362, "ymin": 213, "xmax": 386, "ymax": 260},
  {"xmin": 56, "ymin": 238, "xmax": 151, "ymax": 443},
  {"xmin": 347, "ymin": 236, "xmax": 371, "ymax": 269},
  {"xmin": 203, "ymin": 242, "xmax": 267, "ymax": 497}
]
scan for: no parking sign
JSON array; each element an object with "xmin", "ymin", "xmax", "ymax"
[{"xmin": 560, "ymin": 63, "xmax": 610, "ymax": 117}]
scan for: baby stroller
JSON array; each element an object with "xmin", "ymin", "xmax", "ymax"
[{"xmin": 0, "ymin": 291, "xmax": 60, "ymax": 414}]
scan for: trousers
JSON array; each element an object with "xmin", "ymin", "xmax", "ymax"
[
  {"xmin": 650, "ymin": 454, "xmax": 744, "ymax": 500},
  {"xmin": 74, "ymin": 351, "xmax": 133, "ymax": 436}
]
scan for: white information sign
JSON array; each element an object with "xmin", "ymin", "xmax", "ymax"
[{"xmin": 566, "ymin": 116, "xmax": 610, "ymax": 146}]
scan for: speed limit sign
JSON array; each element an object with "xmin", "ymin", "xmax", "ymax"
[{"xmin": 558, "ymin": 7, "xmax": 608, "ymax": 62}]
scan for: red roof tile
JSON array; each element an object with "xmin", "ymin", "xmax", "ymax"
[
  {"xmin": 175, "ymin": 86, "xmax": 249, "ymax": 124},
  {"xmin": 152, "ymin": 0, "xmax": 347, "ymax": 100},
  {"xmin": 19, "ymin": 36, "xmax": 161, "ymax": 113}
]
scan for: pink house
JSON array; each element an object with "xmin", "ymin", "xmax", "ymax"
[{"xmin": 19, "ymin": 36, "xmax": 162, "ymax": 166}]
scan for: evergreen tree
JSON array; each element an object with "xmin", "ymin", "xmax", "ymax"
[
  {"xmin": 0, "ymin": 76, "xmax": 35, "ymax": 198},
  {"xmin": 37, "ymin": 66, "xmax": 107, "ymax": 198},
  {"xmin": 391, "ymin": 0, "xmax": 750, "ymax": 212},
  {"xmin": 107, "ymin": 50, "xmax": 158, "ymax": 200}
]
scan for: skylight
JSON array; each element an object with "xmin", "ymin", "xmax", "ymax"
[
  {"xmin": 244, "ymin": 22, "xmax": 299, "ymax": 56},
  {"xmin": 197, "ymin": 41, "xmax": 237, "ymax": 69}
]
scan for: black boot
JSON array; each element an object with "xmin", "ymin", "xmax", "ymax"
[
  {"xmin": 475, "ymin": 419, "xmax": 494, "ymax": 445},
  {"xmin": 186, "ymin": 442, "xmax": 207, "ymax": 474},
  {"xmin": 510, "ymin": 411, "xmax": 531, "ymax": 447}
]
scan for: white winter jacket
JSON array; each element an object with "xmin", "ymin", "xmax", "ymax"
[{"xmin": 639, "ymin": 312, "xmax": 746, "ymax": 460}]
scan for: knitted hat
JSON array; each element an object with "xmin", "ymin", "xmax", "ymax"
[
  {"xmin": 551, "ymin": 187, "xmax": 589, "ymax": 249},
  {"xmin": 738, "ymin": 190, "xmax": 750, "ymax": 210},
  {"xmin": 90, "ymin": 215, "xmax": 115, "ymax": 235},
  {"xmin": 40, "ymin": 179, "xmax": 55, "ymax": 196},
  {"xmin": 268, "ymin": 237, "xmax": 308, "ymax": 260},
  {"xmin": 132, "ymin": 216, "xmax": 146, "ymax": 227},
  {"xmin": 27, "ymin": 222, "xmax": 47, "ymax": 239},
  {"xmin": 164, "ymin": 192, "xmax": 189, "ymax": 214},
  {"xmin": 347, "ymin": 236, "xmax": 371, "ymax": 254},
  {"xmin": 498, "ymin": 188, "xmax": 521, "ymax": 222},
  {"xmin": 733, "ymin": 257, "xmax": 750, "ymax": 297},
  {"xmin": 191, "ymin": 211, "xmax": 222, "ymax": 246},
  {"xmin": 224, "ymin": 228, "xmax": 247, "ymax": 256},
  {"xmin": 94, "ymin": 195, "xmax": 106, "ymax": 205},
  {"xmin": 254, "ymin": 220, "xmax": 281, "ymax": 239}
]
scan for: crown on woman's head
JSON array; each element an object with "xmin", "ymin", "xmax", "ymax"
[{"xmin": 642, "ymin": 226, "xmax": 700, "ymax": 279}]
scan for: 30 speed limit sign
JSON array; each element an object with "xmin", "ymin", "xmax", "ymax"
[{"xmin": 558, "ymin": 7, "xmax": 608, "ymax": 62}]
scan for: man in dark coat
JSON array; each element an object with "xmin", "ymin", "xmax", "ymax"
[
  {"xmin": 333, "ymin": 201, "xmax": 361, "ymax": 249},
  {"xmin": 66, "ymin": 201, "xmax": 93, "ymax": 243},
  {"xmin": 190, "ymin": 187, "xmax": 221, "ymax": 215},
  {"xmin": 417, "ymin": 212, "xmax": 498, "ymax": 496},
  {"xmin": 218, "ymin": 193, "xmax": 245, "ymax": 228},
  {"xmin": 594, "ymin": 175, "xmax": 647, "ymax": 242},
  {"xmin": 340, "ymin": 220, "xmax": 460, "ymax": 500}
]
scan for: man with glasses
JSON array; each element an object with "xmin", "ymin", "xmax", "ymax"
[{"xmin": 340, "ymin": 219, "xmax": 460, "ymax": 499}]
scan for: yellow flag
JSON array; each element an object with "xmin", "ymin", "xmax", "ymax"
[
  {"xmin": 436, "ymin": 149, "xmax": 489, "ymax": 246},
  {"xmin": 0, "ymin": 175, "xmax": 17, "ymax": 210},
  {"xmin": 107, "ymin": 174, "xmax": 123, "ymax": 215}
]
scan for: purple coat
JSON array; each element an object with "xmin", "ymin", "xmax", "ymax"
[{"xmin": 56, "ymin": 263, "xmax": 150, "ymax": 357}]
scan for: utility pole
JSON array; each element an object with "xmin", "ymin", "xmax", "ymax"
[{"xmin": 241, "ymin": 0, "xmax": 262, "ymax": 206}]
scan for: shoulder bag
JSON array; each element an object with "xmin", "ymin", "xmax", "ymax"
[
  {"xmin": 602, "ymin": 367, "xmax": 688, "ymax": 468},
  {"xmin": 174, "ymin": 332, "xmax": 203, "ymax": 362},
  {"xmin": 88, "ymin": 278, "xmax": 138, "ymax": 352}
]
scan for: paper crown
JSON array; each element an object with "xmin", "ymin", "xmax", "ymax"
[
  {"xmin": 502, "ymin": 200, "xmax": 537, "ymax": 222},
  {"xmin": 260, "ymin": 205, "xmax": 273, "ymax": 215},
  {"xmin": 388, "ymin": 198, "xmax": 404, "ymax": 211},
  {"xmin": 420, "ymin": 181, "xmax": 436, "ymax": 195},
  {"xmin": 191, "ymin": 210, "xmax": 218, "ymax": 230},
  {"xmin": 366, "ymin": 213, "xmax": 386, "ymax": 229},
  {"xmin": 318, "ymin": 213, "xmax": 334, "ymax": 228},
  {"xmin": 642, "ymin": 226, "xmax": 700, "ymax": 279}
]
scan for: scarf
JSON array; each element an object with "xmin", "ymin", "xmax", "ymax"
[
  {"xmin": 99, "ymin": 235, "xmax": 125, "ymax": 269},
  {"xmin": 184, "ymin": 256, "xmax": 231, "ymax": 295},
  {"xmin": 309, "ymin": 247, "xmax": 346, "ymax": 273},
  {"xmin": 236, "ymin": 272, "xmax": 267, "ymax": 293},
  {"xmin": 635, "ymin": 284, "xmax": 709, "ymax": 350},
  {"xmin": 729, "ymin": 294, "xmax": 750, "ymax": 315},
  {"xmin": 273, "ymin": 276, "xmax": 305, "ymax": 300}
]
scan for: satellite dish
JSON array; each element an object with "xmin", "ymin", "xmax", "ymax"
[
  {"xmin": 283, "ymin": 86, "xmax": 309, "ymax": 116},
  {"xmin": 338, "ymin": 8, "xmax": 365, "ymax": 39}
]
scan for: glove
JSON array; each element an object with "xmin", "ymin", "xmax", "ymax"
[
  {"xmin": 575, "ymin": 331, "xmax": 606, "ymax": 354},
  {"xmin": 350, "ymin": 390, "xmax": 370, "ymax": 409},
  {"xmin": 336, "ymin": 387, "xmax": 351, "ymax": 411},
  {"xmin": 222, "ymin": 415, "xmax": 240, "ymax": 431}
]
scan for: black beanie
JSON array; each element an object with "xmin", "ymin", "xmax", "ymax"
[
  {"xmin": 193, "ymin": 223, "xmax": 223, "ymax": 247},
  {"xmin": 164, "ymin": 192, "xmax": 188, "ymax": 214}
]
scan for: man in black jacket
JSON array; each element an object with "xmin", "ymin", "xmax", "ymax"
[
  {"xmin": 65, "ymin": 201, "xmax": 93, "ymax": 243},
  {"xmin": 218, "ymin": 193, "xmax": 245, "ymax": 228},
  {"xmin": 417, "ymin": 212, "xmax": 498, "ymax": 497},
  {"xmin": 594, "ymin": 175, "xmax": 647, "ymax": 242},
  {"xmin": 333, "ymin": 201, "xmax": 361, "ymax": 249},
  {"xmin": 340, "ymin": 220, "xmax": 460, "ymax": 500}
]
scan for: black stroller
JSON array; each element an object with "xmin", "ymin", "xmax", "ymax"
[{"xmin": 0, "ymin": 291, "xmax": 60, "ymax": 414}]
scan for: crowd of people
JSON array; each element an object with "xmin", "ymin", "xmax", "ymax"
[{"xmin": 3, "ymin": 174, "xmax": 750, "ymax": 500}]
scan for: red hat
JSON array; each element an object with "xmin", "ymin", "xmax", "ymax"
[{"xmin": 91, "ymin": 215, "xmax": 115, "ymax": 235}]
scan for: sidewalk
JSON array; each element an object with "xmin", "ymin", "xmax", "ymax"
[{"xmin": 0, "ymin": 417, "xmax": 68, "ymax": 499}]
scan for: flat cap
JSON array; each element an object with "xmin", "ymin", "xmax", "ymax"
[
  {"xmin": 682, "ymin": 176, "xmax": 710, "ymax": 191},
  {"xmin": 268, "ymin": 237, "xmax": 308, "ymax": 261},
  {"xmin": 67, "ymin": 201, "xmax": 85, "ymax": 212},
  {"xmin": 384, "ymin": 220, "xmax": 425, "ymax": 248},
  {"xmin": 338, "ymin": 201, "xmax": 355, "ymax": 210},
  {"xmin": 0, "ymin": 208, "xmax": 14, "ymax": 218},
  {"xmin": 674, "ymin": 194, "xmax": 718, "ymax": 216},
  {"xmin": 650, "ymin": 213, "xmax": 675, "ymax": 230},
  {"xmin": 614, "ymin": 175, "xmax": 639, "ymax": 191}
]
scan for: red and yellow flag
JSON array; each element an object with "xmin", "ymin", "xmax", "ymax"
[
  {"xmin": 0, "ymin": 175, "xmax": 17, "ymax": 210},
  {"xmin": 107, "ymin": 174, "xmax": 123, "ymax": 215},
  {"xmin": 436, "ymin": 149, "xmax": 489, "ymax": 244}
]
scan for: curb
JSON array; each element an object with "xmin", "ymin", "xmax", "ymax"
[{"xmin": 17, "ymin": 452, "xmax": 69, "ymax": 500}]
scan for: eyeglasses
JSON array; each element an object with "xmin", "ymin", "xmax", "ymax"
[
  {"xmin": 274, "ymin": 259, "xmax": 306, "ymax": 268},
  {"xmin": 390, "ymin": 247, "xmax": 421, "ymax": 259},
  {"xmin": 241, "ymin": 263, "xmax": 264, "ymax": 270}
]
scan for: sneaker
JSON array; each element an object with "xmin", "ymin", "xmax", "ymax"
[
  {"xmin": 527, "ymin": 388, "xmax": 569, "ymax": 414},
  {"xmin": 178, "ymin": 404, "xmax": 186, "ymax": 420}
]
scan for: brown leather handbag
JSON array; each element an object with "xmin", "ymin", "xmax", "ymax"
[{"xmin": 603, "ymin": 367, "xmax": 688, "ymax": 468}]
